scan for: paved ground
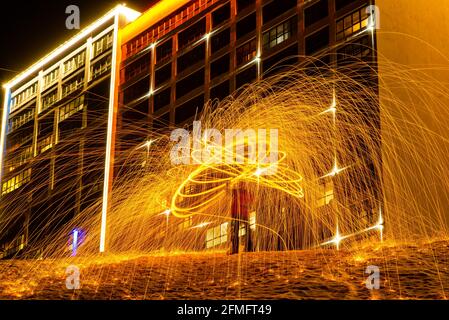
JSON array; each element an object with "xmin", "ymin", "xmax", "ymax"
[{"xmin": 0, "ymin": 240, "xmax": 448, "ymax": 299}]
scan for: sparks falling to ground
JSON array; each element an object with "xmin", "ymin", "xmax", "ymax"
[{"xmin": 1, "ymin": 53, "xmax": 449, "ymax": 299}]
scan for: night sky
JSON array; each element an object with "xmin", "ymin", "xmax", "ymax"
[{"xmin": 0, "ymin": 0, "xmax": 160, "ymax": 104}]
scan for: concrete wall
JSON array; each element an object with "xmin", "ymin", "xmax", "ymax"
[{"xmin": 376, "ymin": 0, "xmax": 449, "ymax": 237}]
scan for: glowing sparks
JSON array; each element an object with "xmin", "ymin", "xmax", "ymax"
[
  {"xmin": 321, "ymin": 225, "xmax": 346, "ymax": 250},
  {"xmin": 254, "ymin": 167, "xmax": 265, "ymax": 177},
  {"xmin": 138, "ymin": 139, "xmax": 155, "ymax": 150},
  {"xmin": 159, "ymin": 209, "xmax": 171, "ymax": 216},
  {"xmin": 191, "ymin": 222, "xmax": 211, "ymax": 229}
]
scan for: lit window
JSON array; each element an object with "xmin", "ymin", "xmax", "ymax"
[
  {"xmin": 44, "ymin": 69, "xmax": 59, "ymax": 88},
  {"xmin": 93, "ymin": 32, "xmax": 113, "ymax": 58},
  {"xmin": 8, "ymin": 107, "xmax": 35, "ymax": 133},
  {"xmin": 10, "ymin": 82, "xmax": 38, "ymax": 111},
  {"xmin": 91, "ymin": 55, "xmax": 112, "ymax": 80},
  {"xmin": 206, "ymin": 223, "xmax": 228, "ymax": 248},
  {"xmin": 59, "ymin": 96, "xmax": 84, "ymax": 122},
  {"xmin": 336, "ymin": 6, "xmax": 370, "ymax": 42},
  {"xmin": 41, "ymin": 90, "xmax": 58, "ymax": 112},
  {"xmin": 38, "ymin": 135, "xmax": 53, "ymax": 154},
  {"xmin": 317, "ymin": 181, "xmax": 334, "ymax": 207},
  {"xmin": 1, "ymin": 168, "xmax": 31, "ymax": 196},
  {"xmin": 179, "ymin": 216, "xmax": 193, "ymax": 230},
  {"xmin": 5, "ymin": 146, "xmax": 33, "ymax": 173},
  {"xmin": 63, "ymin": 50, "xmax": 86, "ymax": 75},
  {"xmin": 249, "ymin": 211, "xmax": 256, "ymax": 230},
  {"xmin": 62, "ymin": 74, "xmax": 84, "ymax": 97},
  {"xmin": 263, "ymin": 17, "xmax": 296, "ymax": 51}
]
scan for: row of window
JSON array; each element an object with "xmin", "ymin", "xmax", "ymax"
[
  {"xmin": 8, "ymin": 107, "xmax": 35, "ymax": 133},
  {"xmin": 62, "ymin": 73, "xmax": 84, "ymax": 98},
  {"xmin": 37, "ymin": 135, "xmax": 53, "ymax": 154},
  {"xmin": 5, "ymin": 146, "xmax": 33, "ymax": 173},
  {"xmin": 336, "ymin": 6, "xmax": 370, "ymax": 41},
  {"xmin": 41, "ymin": 90, "xmax": 58, "ymax": 112},
  {"xmin": 1, "ymin": 168, "xmax": 31, "ymax": 196},
  {"xmin": 124, "ymin": 2, "xmax": 371, "ymax": 89},
  {"xmin": 127, "ymin": 35, "xmax": 370, "ymax": 123},
  {"xmin": 10, "ymin": 83, "xmax": 38, "ymax": 111},
  {"xmin": 63, "ymin": 50, "xmax": 86, "ymax": 75},
  {"xmin": 93, "ymin": 32, "xmax": 113, "ymax": 58},
  {"xmin": 59, "ymin": 96, "xmax": 84, "ymax": 122},
  {"xmin": 91, "ymin": 56, "xmax": 112, "ymax": 80},
  {"xmin": 43, "ymin": 68, "xmax": 59, "ymax": 88},
  {"xmin": 124, "ymin": 15, "xmax": 296, "ymax": 90},
  {"xmin": 125, "ymin": 0, "xmax": 340, "ymax": 63},
  {"xmin": 5, "ymin": 96, "xmax": 87, "ymax": 175},
  {"xmin": 11, "ymin": 37, "xmax": 113, "ymax": 112},
  {"xmin": 124, "ymin": 0, "xmax": 219, "ymax": 58}
]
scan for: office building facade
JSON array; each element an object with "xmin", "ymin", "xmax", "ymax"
[
  {"xmin": 0, "ymin": 6, "xmax": 140, "ymax": 258},
  {"xmin": 0, "ymin": 0, "xmax": 380, "ymax": 256},
  {"xmin": 117, "ymin": 0, "xmax": 380, "ymax": 251}
]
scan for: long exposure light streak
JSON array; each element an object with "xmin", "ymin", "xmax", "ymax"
[{"xmin": 100, "ymin": 13, "xmax": 120, "ymax": 253}]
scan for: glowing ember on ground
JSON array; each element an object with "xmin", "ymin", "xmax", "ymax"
[{"xmin": 0, "ymin": 240, "xmax": 447, "ymax": 300}]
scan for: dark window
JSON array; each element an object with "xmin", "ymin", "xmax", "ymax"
[
  {"xmin": 236, "ymin": 13, "xmax": 256, "ymax": 39},
  {"xmin": 211, "ymin": 28, "xmax": 230, "ymax": 54},
  {"xmin": 178, "ymin": 18, "xmax": 206, "ymax": 50},
  {"xmin": 262, "ymin": 0, "xmax": 297, "ymax": 24},
  {"xmin": 123, "ymin": 53, "xmax": 150, "ymax": 83},
  {"xmin": 152, "ymin": 112, "xmax": 170, "ymax": 131},
  {"xmin": 177, "ymin": 43, "xmax": 205, "ymax": 74},
  {"xmin": 153, "ymin": 87, "xmax": 171, "ymax": 112},
  {"xmin": 122, "ymin": 78, "xmax": 149, "ymax": 105},
  {"xmin": 305, "ymin": 26, "xmax": 329, "ymax": 55},
  {"xmin": 236, "ymin": 65, "xmax": 257, "ymax": 88},
  {"xmin": 176, "ymin": 69, "xmax": 205, "ymax": 99},
  {"xmin": 236, "ymin": 39, "xmax": 257, "ymax": 66},
  {"xmin": 38, "ymin": 114, "xmax": 54, "ymax": 137},
  {"xmin": 304, "ymin": 55, "xmax": 331, "ymax": 76},
  {"xmin": 175, "ymin": 94, "xmax": 204, "ymax": 124},
  {"xmin": 336, "ymin": 0, "xmax": 357, "ymax": 11},
  {"xmin": 210, "ymin": 80, "xmax": 230, "ymax": 101},
  {"xmin": 237, "ymin": 0, "xmax": 255, "ymax": 13},
  {"xmin": 262, "ymin": 44, "xmax": 298, "ymax": 77},
  {"xmin": 263, "ymin": 16, "xmax": 297, "ymax": 51},
  {"xmin": 304, "ymin": 0, "xmax": 328, "ymax": 28},
  {"xmin": 155, "ymin": 63, "xmax": 172, "ymax": 87},
  {"xmin": 156, "ymin": 39, "xmax": 172, "ymax": 63},
  {"xmin": 58, "ymin": 111, "xmax": 82, "ymax": 141},
  {"xmin": 212, "ymin": 3, "xmax": 231, "ymax": 27},
  {"xmin": 121, "ymin": 99, "xmax": 149, "ymax": 124},
  {"xmin": 211, "ymin": 54, "xmax": 230, "ymax": 80},
  {"xmin": 123, "ymin": 76, "xmax": 150, "ymax": 105},
  {"xmin": 337, "ymin": 35, "xmax": 372, "ymax": 66}
]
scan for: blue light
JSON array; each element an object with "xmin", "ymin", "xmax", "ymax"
[
  {"xmin": 70, "ymin": 228, "xmax": 86, "ymax": 257},
  {"xmin": 72, "ymin": 229, "xmax": 79, "ymax": 257}
]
